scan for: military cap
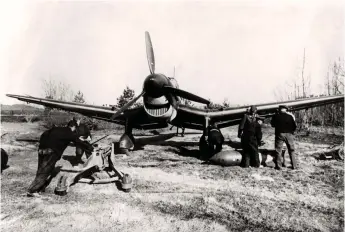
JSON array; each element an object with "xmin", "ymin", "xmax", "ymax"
[
  {"xmin": 249, "ymin": 105, "xmax": 257, "ymax": 113},
  {"xmin": 278, "ymin": 105, "xmax": 289, "ymax": 110}
]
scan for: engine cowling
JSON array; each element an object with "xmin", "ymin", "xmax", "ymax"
[
  {"xmin": 143, "ymin": 95, "xmax": 176, "ymax": 121},
  {"xmin": 142, "ymin": 74, "xmax": 179, "ymax": 120}
]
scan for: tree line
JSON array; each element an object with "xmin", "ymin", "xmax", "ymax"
[{"xmin": 274, "ymin": 52, "xmax": 344, "ymax": 128}]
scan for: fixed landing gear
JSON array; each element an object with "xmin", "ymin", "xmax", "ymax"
[
  {"xmin": 169, "ymin": 125, "xmax": 185, "ymax": 137},
  {"xmin": 118, "ymin": 133, "xmax": 135, "ymax": 154},
  {"xmin": 118, "ymin": 121, "xmax": 135, "ymax": 154}
]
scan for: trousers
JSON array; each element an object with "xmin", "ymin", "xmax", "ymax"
[
  {"xmin": 275, "ymin": 133, "xmax": 298, "ymax": 169},
  {"xmin": 241, "ymin": 136, "xmax": 260, "ymax": 168},
  {"xmin": 28, "ymin": 149, "xmax": 60, "ymax": 193}
]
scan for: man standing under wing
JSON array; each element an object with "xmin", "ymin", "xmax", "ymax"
[
  {"xmin": 270, "ymin": 105, "xmax": 298, "ymax": 170},
  {"xmin": 238, "ymin": 106, "xmax": 262, "ymax": 168}
]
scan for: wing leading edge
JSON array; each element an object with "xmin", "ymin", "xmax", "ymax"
[
  {"xmin": 5, "ymin": 94, "xmax": 154, "ymax": 129},
  {"xmin": 174, "ymin": 95, "xmax": 344, "ymax": 130},
  {"xmin": 6, "ymin": 94, "xmax": 344, "ymax": 130}
]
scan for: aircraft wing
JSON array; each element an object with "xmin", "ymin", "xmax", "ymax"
[
  {"xmin": 173, "ymin": 95, "xmax": 344, "ymax": 130},
  {"xmin": 5, "ymin": 94, "xmax": 169, "ymax": 130}
]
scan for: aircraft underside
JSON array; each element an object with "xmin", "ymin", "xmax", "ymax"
[{"xmin": 117, "ymin": 110, "xmax": 228, "ymax": 164}]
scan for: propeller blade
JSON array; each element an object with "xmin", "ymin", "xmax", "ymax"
[
  {"xmin": 145, "ymin": 31, "xmax": 155, "ymax": 74},
  {"xmin": 110, "ymin": 91, "xmax": 145, "ymax": 120},
  {"xmin": 163, "ymin": 86, "xmax": 210, "ymax": 105}
]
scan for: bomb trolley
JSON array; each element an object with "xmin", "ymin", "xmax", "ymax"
[{"xmin": 55, "ymin": 144, "xmax": 132, "ymax": 196}]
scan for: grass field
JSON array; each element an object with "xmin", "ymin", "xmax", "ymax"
[{"xmin": 1, "ymin": 122, "xmax": 344, "ymax": 232}]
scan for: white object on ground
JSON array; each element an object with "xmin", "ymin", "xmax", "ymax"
[{"xmin": 251, "ymin": 173, "xmax": 274, "ymax": 182}]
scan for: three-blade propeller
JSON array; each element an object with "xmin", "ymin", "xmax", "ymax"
[{"xmin": 110, "ymin": 31, "xmax": 210, "ymax": 120}]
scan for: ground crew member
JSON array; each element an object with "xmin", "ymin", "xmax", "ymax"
[
  {"xmin": 199, "ymin": 123, "xmax": 224, "ymax": 160},
  {"xmin": 238, "ymin": 106, "xmax": 262, "ymax": 168},
  {"xmin": 270, "ymin": 105, "xmax": 297, "ymax": 170},
  {"xmin": 27, "ymin": 120, "xmax": 93, "ymax": 197},
  {"xmin": 208, "ymin": 123, "xmax": 224, "ymax": 153},
  {"xmin": 72, "ymin": 117, "xmax": 92, "ymax": 165}
]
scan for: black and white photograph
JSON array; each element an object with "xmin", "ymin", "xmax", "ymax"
[{"xmin": 0, "ymin": 0, "xmax": 344, "ymax": 231}]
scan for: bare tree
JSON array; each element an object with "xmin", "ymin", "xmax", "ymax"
[
  {"xmin": 41, "ymin": 77, "xmax": 75, "ymax": 116},
  {"xmin": 42, "ymin": 78, "xmax": 57, "ymax": 100},
  {"xmin": 273, "ymin": 52, "xmax": 344, "ymax": 128},
  {"xmin": 301, "ymin": 48, "xmax": 306, "ymax": 98},
  {"xmin": 274, "ymin": 79, "xmax": 295, "ymax": 101},
  {"xmin": 41, "ymin": 77, "xmax": 74, "ymax": 101}
]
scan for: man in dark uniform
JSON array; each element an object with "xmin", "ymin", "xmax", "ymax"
[
  {"xmin": 199, "ymin": 123, "xmax": 224, "ymax": 160},
  {"xmin": 27, "ymin": 120, "xmax": 93, "ymax": 197},
  {"xmin": 238, "ymin": 106, "xmax": 263, "ymax": 168},
  {"xmin": 208, "ymin": 123, "xmax": 224, "ymax": 154},
  {"xmin": 271, "ymin": 105, "xmax": 297, "ymax": 170},
  {"xmin": 72, "ymin": 117, "xmax": 92, "ymax": 165}
]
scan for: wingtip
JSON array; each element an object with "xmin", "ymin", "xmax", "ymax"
[
  {"xmin": 6, "ymin": 94, "xmax": 16, "ymax": 98},
  {"xmin": 6, "ymin": 94, "xmax": 31, "ymax": 100}
]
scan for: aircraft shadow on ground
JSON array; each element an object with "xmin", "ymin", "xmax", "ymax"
[
  {"xmin": 165, "ymin": 147, "xmax": 202, "ymax": 160},
  {"xmin": 113, "ymin": 133, "xmax": 200, "ymax": 151},
  {"xmin": 140, "ymin": 140, "xmax": 200, "ymax": 147}
]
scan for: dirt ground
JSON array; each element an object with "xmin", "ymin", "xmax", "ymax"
[{"xmin": 1, "ymin": 122, "xmax": 344, "ymax": 232}]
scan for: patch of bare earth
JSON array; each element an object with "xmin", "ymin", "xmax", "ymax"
[{"xmin": 1, "ymin": 122, "xmax": 344, "ymax": 231}]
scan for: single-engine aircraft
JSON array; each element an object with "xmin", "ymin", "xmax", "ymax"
[{"xmin": 6, "ymin": 31, "xmax": 344, "ymax": 165}]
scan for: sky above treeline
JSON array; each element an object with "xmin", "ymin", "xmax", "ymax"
[{"xmin": 1, "ymin": 0, "xmax": 344, "ymax": 106}]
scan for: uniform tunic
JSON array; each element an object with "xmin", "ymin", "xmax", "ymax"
[
  {"xmin": 75, "ymin": 123, "xmax": 92, "ymax": 162},
  {"xmin": 238, "ymin": 114, "xmax": 262, "ymax": 168}
]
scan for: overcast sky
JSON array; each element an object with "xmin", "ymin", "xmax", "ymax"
[{"xmin": 0, "ymin": 0, "xmax": 344, "ymax": 106}]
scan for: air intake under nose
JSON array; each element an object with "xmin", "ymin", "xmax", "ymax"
[{"xmin": 146, "ymin": 106, "xmax": 169, "ymax": 116}]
